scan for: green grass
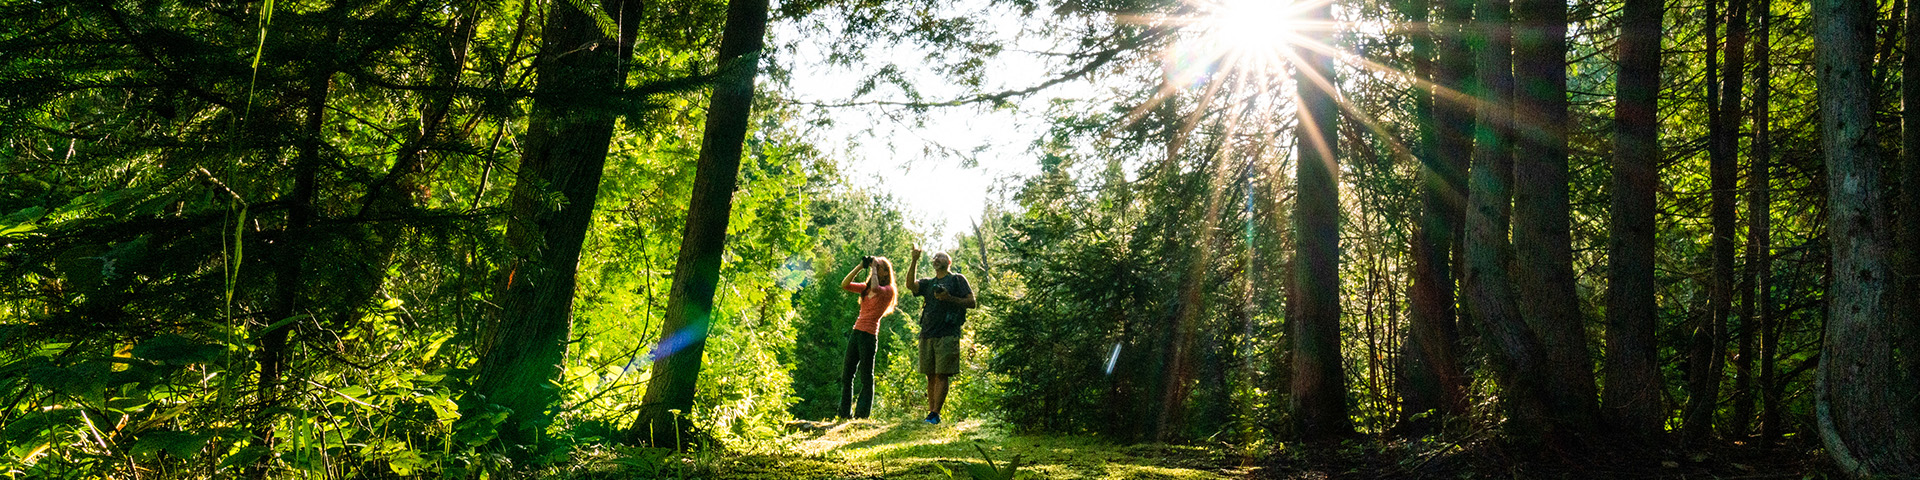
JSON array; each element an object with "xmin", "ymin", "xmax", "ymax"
[
  {"xmin": 756, "ymin": 419, "xmax": 1243, "ymax": 479},
  {"xmin": 540, "ymin": 419, "xmax": 1847, "ymax": 479}
]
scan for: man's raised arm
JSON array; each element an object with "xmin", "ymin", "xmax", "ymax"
[{"xmin": 904, "ymin": 246, "xmax": 923, "ymax": 295}]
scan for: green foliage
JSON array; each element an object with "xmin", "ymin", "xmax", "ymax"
[
  {"xmin": 0, "ymin": 0, "xmax": 1874, "ymax": 474},
  {"xmin": 937, "ymin": 442, "xmax": 1028, "ymax": 480},
  {"xmin": 971, "ymin": 91, "xmax": 1285, "ymax": 442},
  {"xmin": 0, "ymin": 0, "xmax": 828, "ymax": 474}
]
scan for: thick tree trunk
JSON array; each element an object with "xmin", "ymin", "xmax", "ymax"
[
  {"xmin": 1462, "ymin": 0, "xmax": 1552, "ymax": 442},
  {"xmin": 1511, "ymin": 0, "xmax": 1599, "ymax": 439},
  {"xmin": 1603, "ymin": 0, "xmax": 1665, "ymax": 444},
  {"xmin": 1399, "ymin": 0, "xmax": 1471, "ymax": 433},
  {"xmin": 1813, "ymin": 0, "xmax": 1920, "ymax": 473},
  {"xmin": 1289, "ymin": 0, "xmax": 1351, "ymax": 441},
  {"xmin": 1750, "ymin": 2, "xmax": 1780, "ymax": 446},
  {"xmin": 473, "ymin": 0, "xmax": 638, "ymax": 446},
  {"xmin": 630, "ymin": 0, "xmax": 770, "ymax": 449}
]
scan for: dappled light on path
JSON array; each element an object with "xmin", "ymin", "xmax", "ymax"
[{"xmin": 776, "ymin": 419, "xmax": 1248, "ymax": 479}]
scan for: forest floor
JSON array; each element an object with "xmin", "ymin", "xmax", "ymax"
[
  {"xmin": 551, "ymin": 419, "xmax": 1841, "ymax": 479},
  {"xmin": 710, "ymin": 419, "xmax": 1255, "ymax": 479}
]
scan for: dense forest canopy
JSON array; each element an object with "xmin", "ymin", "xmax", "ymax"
[{"xmin": 2, "ymin": 0, "xmax": 1917, "ymax": 477}]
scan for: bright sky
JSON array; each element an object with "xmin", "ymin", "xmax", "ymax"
[
  {"xmin": 769, "ymin": 0, "xmax": 1324, "ymax": 248},
  {"xmin": 771, "ymin": 6, "xmax": 1076, "ymax": 248}
]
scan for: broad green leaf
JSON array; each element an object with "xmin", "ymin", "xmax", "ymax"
[
  {"xmin": 218, "ymin": 445, "xmax": 270, "ymax": 472},
  {"xmin": 387, "ymin": 445, "xmax": 427, "ymax": 475},
  {"xmin": 4, "ymin": 409, "xmax": 78, "ymax": 444},
  {"xmin": 0, "ymin": 206, "xmax": 44, "ymax": 237},
  {"xmin": 131, "ymin": 430, "xmax": 211, "ymax": 459}
]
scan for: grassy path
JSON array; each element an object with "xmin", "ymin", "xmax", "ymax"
[
  {"xmin": 707, "ymin": 419, "xmax": 1259, "ymax": 479},
  {"xmin": 554, "ymin": 420, "xmax": 1843, "ymax": 479}
]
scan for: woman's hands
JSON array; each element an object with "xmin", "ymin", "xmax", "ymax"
[{"xmin": 841, "ymin": 258, "xmax": 868, "ymax": 291}]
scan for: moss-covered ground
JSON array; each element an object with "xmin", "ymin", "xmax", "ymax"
[
  {"xmin": 771, "ymin": 419, "xmax": 1256, "ymax": 479},
  {"xmin": 733, "ymin": 418, "xmax": 1244, "ymax": 478},
  {"xmin": 548, "ymin": 418, "xmax": 1255, "ymax": 479},
  {"xmin": 547, "ymin": 420, "xmax": 1842, "ymax": 479}
]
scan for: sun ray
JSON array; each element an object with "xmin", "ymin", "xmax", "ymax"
[{"xmin": 1103, "ymin": 0, "xmax": 1514, "ymax": 191}]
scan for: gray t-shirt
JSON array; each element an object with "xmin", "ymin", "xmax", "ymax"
[{"xmin": 914, "ymin": 274, "xmax": 972, "ymax": 339}]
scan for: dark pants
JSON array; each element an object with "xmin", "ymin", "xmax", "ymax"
[{"xmin": 839, "ymin": 330, "xmax": 878, "ymax": 418}]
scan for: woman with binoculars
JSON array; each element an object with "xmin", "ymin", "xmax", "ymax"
[{"xmin": 836, "ymin": 255, "xmax": 897, "ymax": 419}]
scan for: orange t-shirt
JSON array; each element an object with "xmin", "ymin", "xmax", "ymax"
[{"xmin": 841, "ymin": 283, "xmax": 894, "ymax": 334}]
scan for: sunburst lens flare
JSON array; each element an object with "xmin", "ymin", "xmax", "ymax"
[
  {"xmin": 1200, "ymin": 0, "xmax": 1299, "ymax": 54},
  {"xmin": 1157, "ymin": 0, "xmax": 1323, "ymax": 86}
]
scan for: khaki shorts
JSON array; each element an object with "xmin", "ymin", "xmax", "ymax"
[{"xmin": 918, "ymin": 335, "xmax": 961, "ymax": 375}]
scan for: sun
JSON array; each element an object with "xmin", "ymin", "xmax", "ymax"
[
  {"xmin": 1154, "ymin": 0, "xmax": 1327, "ymax": 86},
  {"xmin": 1195, "ymin": 0, "xmax": 1307, "ymax": 56}
]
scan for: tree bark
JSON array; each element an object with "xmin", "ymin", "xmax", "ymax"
[
  {"xmin": 1688, "ymin": 0, "xmax": 1746, "ymax": 445},
  {"xmin": 1900, "ymin": 0, "xmax": 1920, "ymax": 419},
  {"xmin": 1813, "ymin": 0, "xmax": 1920, "ymax": 473},
  {"xmin": 1730, "ymin": 0, "xmax": 1759, "ymax": 433},
  {"xmin": 630, "ymin": 0, "xmax": 770, "ymax": 449},
  {"xmin": 1289, "ymin": 0, "xmax": 1352, "ymax": 441},
  {"xmin": 1735, "ymin": 0, "xmax": 1774, "ymax": 439},
  {"xmin": 473, "ymin": 0, "xmax": 639, "ymax": 446},
  {"xmin": 1511, "ymin": 0, "xmax": 1599, "ymax": 439},
  {"xmin": 1462, "ymin": 0, "xmax": 1553, "ymax": 442},
  {"xmin": 251, "ymin": 59, "xmax": 332, "ymax": 479},
  {"xmin": 1400, "ymin": 0, "xmax": 1471, "ymax": 432},
  {"xmin": 1397, "ymin": 0, "xmax": 1466, "ymax": 435},
  {"xmin": 1751, "ymin": 1, "xmax": 1780, "ymax": 445},
  {"xmin": 1603, "ymin": 0, "xmax": 1665, "ymax": 444}
]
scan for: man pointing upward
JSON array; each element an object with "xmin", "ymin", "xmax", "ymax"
[{"xmin": 905, "ymin": 246, "xmax": 976, "ymax": 425}]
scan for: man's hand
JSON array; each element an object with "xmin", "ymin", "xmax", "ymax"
[
  {"xmin": 933, "ymin": 291, "xmax": 952, "ymax": 302},
  {"xmin": 904, "ymin": 246, "xmax": 923, "ymax": 295}
]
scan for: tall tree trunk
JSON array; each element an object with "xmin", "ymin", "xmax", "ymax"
[
  {"xmin": 473, "ymin": 0, "xmax": 639, "ymax": 446},
  {"xmin": 1511, "ymin": 0, "xmax": 1599, "ymax": 439},
  {"xmin": 1813, "ymin": 0, "xmax": 1920, "ymax": 473},
  {"xmin": 1400, "ymin": 0, "xmax": 1470, "ymax": 432},
  {"xmin": 1603, "ymin": 0, "xmax": 1665, "ymax": 444},
  {"xmin": 1704, "ymin": 0, "xmax": 1751, "ymax": 441},
  {"xmin": 630, "ymin": 0, "xmax": 770, "ymax": 449},
  {"xmin": 1438, "ymin": 0, "xmax": 1477, "ymax": 418},
  {"xmin": 1732, "ymin": 0, "xmax": 1767, "ymax": 441},
  {"xmin": 1900, "ymin": 0, "xmax": 1920, "ymax": 417},
  {"xmin": 1289, "ymin": 0, "xmax": 1351, "ymax": 441},
  {"xmin": 1684, "ymin": 0, "xmax": 1740, "ymax": 444},
  {"xmin": 251, "ymin": 61, "xmax": 332, "ymax": 479},
  {"xmin": 1751, "ymin": 0, "xmax": 1780, "ymax": 446},
  {"xmin": 1462, "ymin": 0, "xmax": 1553, "ymax": 442}
]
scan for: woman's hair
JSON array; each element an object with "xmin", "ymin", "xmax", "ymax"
[{"xmin": 864, "ymin": 257, "xmax": 899, "ymax": 316}]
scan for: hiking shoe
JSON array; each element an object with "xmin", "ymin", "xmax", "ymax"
[{"xmin": 924, "ymin": 413, "xmax": 941, "ymax": 425}]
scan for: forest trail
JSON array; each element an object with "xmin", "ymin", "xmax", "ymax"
[{"xmin": 721, "ymin": 419, "xmax": 1261, "ymax": 479}]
